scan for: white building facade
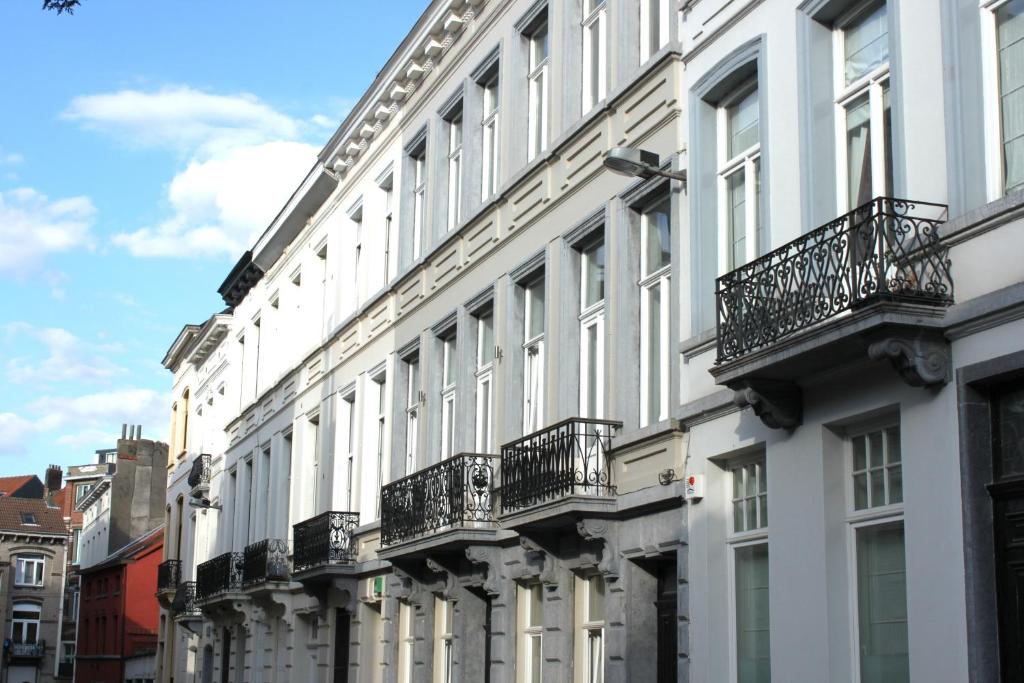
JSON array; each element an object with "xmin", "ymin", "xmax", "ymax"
[{"xmin": 160, "ymin": 1, "xmax": 1024, "ymax": 682}]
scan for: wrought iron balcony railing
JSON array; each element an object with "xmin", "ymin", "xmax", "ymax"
[
  {"xmin": 242, "ymin": 538, "xmax": 290, "ymax": 586},
  {"xmin": 500, "ymin": 418, "xmax": 620, "ymax": 512},
  {"xmin": 196, "ymin": 551, "xmax": 243, "ymax": 600},
  {"xmin": 381, "ymin": 453, "xmax": 497, "ymax": 546},
  {"xmin": 157, "ymin": 559, "xmax": 181, "ymax": 591},
  {"xmin": 171, "ymin": 581, "xmax": 201, "ymax": 617},
  {"xmin": 715, "ymin": 197, "xmax": 953, "ymax": 364},
  {"xmin": 188, "ymin": 453, "xmax": 211, "ymax": 490},
  {"xmin": 8, "ymin": 641, "xmax": 45, "ymax": 658},
  {"xmin": 292, "ymin": 511, "xmax": 360, "ymax": 573}
]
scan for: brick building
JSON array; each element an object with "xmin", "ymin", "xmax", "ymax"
[{"xmin": 74, "ymin": 527, "xmax": 163, "ymax": 683}]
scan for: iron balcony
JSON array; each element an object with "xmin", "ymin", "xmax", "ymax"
[
  {"xmin": 242, "ymin": 538, "xmax": 290, "ymax": 587},
  {"xmin": 171, "ymin": 580, "xmax": 201, "ymax": 618},
  {"xmin": 196, "ymin": 551, "xmax": 243, "ymax": 600},
  {"xmin": 157, "ymin": 559, "xmax": 181, "ymax": 591},
  {"xmin": 187, "ymin": 453, "xmax": 211, "ymax": 496},
  {"xmin": 380, "ymin": 453, "xmax": 497, "ymax": 547},
  {"xmin": 292, "ymin": 511, "xmax": 360, "ymax": 573},
  {"xmin": 500, "ymin": 417, "xmax": 621, "ymax": 513}
]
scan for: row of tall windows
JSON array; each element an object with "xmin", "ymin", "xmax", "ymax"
[{"xmin": 730, "ymin": 423, "xmax": 907, "ymax": 683}]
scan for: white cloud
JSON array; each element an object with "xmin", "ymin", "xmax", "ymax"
[
  {"xmin": 0, "ymin": 187, "xmax": 96, "ymax": 276},
  {"xmin": 0, "ymin": 388, "xmax": 168, "ymax": 457},
  {"xmin": 63, "ymin": 86, "xmax": 301, "ymax": 157},
  {"xmin": 112, "ymin": 140, "xmax": 317, "ymax": 257},
  {"xmin": 1, "ymin": 152, "xmax": 23, "ymax": 165},
  {"xmin": 2, "ymin": 322, "xmax": 124, "ymax": 385}
]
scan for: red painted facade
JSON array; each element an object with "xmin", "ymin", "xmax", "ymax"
[{"xmin": 74, "ymin": 528, "xmax": 163, "ymax": 683}]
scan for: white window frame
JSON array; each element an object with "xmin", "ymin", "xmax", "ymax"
[
  {"xmin": 579, "ymin": 240, "xmax": 606, "ymax": 419},
  {"xmin": 441, "ymin": 336, "xmax": 457, "ymax": 459},
  {"xmin": 381, "ymin": 175, "xmax": 395, "ymax": 283},
  {"xmin": 726, "ymin": 454, "xmax": 769, "ymax": 683},
  {"xmin": 583, "ymin": 0, "xmax": 608, "ymax": 111},
  {"xmin": 482, "ymin": 78, "xmax": 500, "ymax": 199},
  {"xmin": 447, "ymin": 114, "xmax": 463, "ymax": 231},
  {"xmin": 435, "ymin": 597, "xmax": 455, "ymax": 683},
  {"xmin": 982, "ymin": 0, "xmax": 1024, "ymax": 198},
  {"xmin": 373, "ymin": 374, "xmax": 387, "ymax": 519},
  {"xmin": 575, "ymin": 575, "xmax": 606, "ymax": 683},
  {"xmin": 523, "ymin": 278, "xmax": 546, "ymax": 433},
  {"xmin": 844, "ymin": 420, "xmax": 907, "ymax": 683},
  {"xmin": 341, "ymin": 391, "xmax": 357, "ymax": 511},
  {"xmin": 475, "ymin": 313, "xmax": 495, "ymax": 452},
  {"xmin": 413, "ymin": 150, "xmax": 427, "ymax": 260},
  {"xmin": 398, "ymin": 601, "xmax": 414, "ymax": 683},
  {"xmin": 833, "ymin": 1, "xmax": 891, "ymax": 213},
  {"xmin": 15, "ymin": 555, "xmax": 44, "ymax": 587},
  {"xmin": 519, "ymin": 584, "xmax": 544, "ymax": 683},
  {"xmin": 11, "ymin": 602, "xmax": 41, "ymax": 644},
  {"xmin": 716, "ymin": 81, "xmax": 762, "ymax": 274},
  {"xmin": 639, "ymin": 202, "xmax": 671, "ymax": 427},
  {"xmin": 640, "ymin": 0, "xmax": 670, "ymax": 62},
  {"xmin": 308, "ymin": 414, "xmax": 321, "ymax": 519},
  {"xmin": 528, "ymin": 20, "xmax": 550, "ymax": 161},
  {"xmin": 405, "ymin": 358, "xmax": 420, "ymax": 475}
]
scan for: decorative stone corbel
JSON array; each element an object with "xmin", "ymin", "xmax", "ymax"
[
  {"xmin": 519, "ymin": 536, "xmax": 556, "ymax": 585},
  {"xmin": 732, "ymin": 379, "xmax": 802, "ymax": 429},
  {"xmin": 465, "ymin": 545, "xmax": 502, "ymax": 596},
  {"xmin": 425, "ymin": 558, "xmax": 458, "ymax": 599},
  {"xmin": 867, "ymin": 332, "xmax": 951, "ymax": 387},
  {"xmin": 389, "ymin": 567, "xmax": 419, "ymax": 603},
  {"xmin": 576, "ymin": 518, "xmax": 620, "ymax": 579}
]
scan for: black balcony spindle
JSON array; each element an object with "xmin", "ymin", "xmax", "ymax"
[
  {"xmin": 187, "ymin": 454, "xmax": 211, "ymax": 489},
  {"xmin": 196, "ymin": 551, "xmax": 243, "ymax": 600},
  {"xmin": 292, "ymin": 511, "xmax": 360, "ymax": 572},
  {"xmin": 380, "ymin": 453, "xmax": 497, "ymax": 546},
  {"xmin": 171, "ymin": 581, "xmax": 200, "ymax": 616},
  {"xmin": 500, "ymin": 418, "xmax": 620, "ymax": 512},
  {"xmin": 715, "ymin": 197, "xmax": 953, "ymax": 364},
  {"xmin": 242, "ymin": 539, "xmax": 290, "ymax": 586},
  {"xmin": 157, "ymin": 559, "xmax": 181, "ymax": 591}
]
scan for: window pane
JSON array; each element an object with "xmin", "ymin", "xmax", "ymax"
[
  {"xmin": 869, "ymin": 470, "xmax": 884, "ymax": 508},
  {"xmin": 857, "ymin": 523, "xmax": 909, "ymax": 683},
  {"xmin": 588, "ymin": 576, "xmax": 605, "ymax": 621},
  {"xmin": 869, "ymin": 432, "xmax": 884, "ymax": 468},
  {"xmin": 728, "ymin": 170, "xmax": 747, "ymax": 269},
  {"xmin": 846, "ymin": 94, "xmax": 873, "ymax": 209},
  {"xmin": 853, "ymin": 435, "xmax": 866, "ymax": 471},
  {"xmin": 530, "ymin": 634, "xmax": 543, "ymax": 683},
  {"xmin": 854, "ymin": 473, "xmax": 869, "ymax": 510},
  {"xmin": 759, "ymin": 493, "xmax": 768, "ymax": 527},
  {"xmin": 734, "ymin": 501, "xmax": 746, "ymax": 533},
  {"xmin": 728, "ymin": 88, "xmax": 759, "ymax": 158},
  {"xmin": 643, "ymin": 200, "xmax": 672, "ymax": 275},
  {"xmin": 995, "ymin": 383, "xmax": 1024, "ymax": 478},
  {"xmin": 844, "ymin": 3, "xmax": 888, "ymax": 85},
  {"xmin": 583, "ymin": 241, "xmax": 606, "ymax": 308},
  {"xmin": 1001, "ymin": 2, "xmax": 1024, "ymax": 192},
  {"xmin": 735, "ymin": 544, "xmax": 771, "ymax": 683},
  {"xmin": 754, "ymin": 157, "xmax": 764, "ymax": 256},
  {"xmin": 586, "ymin": 324, "xmax": 599, "ymax": 417},
  {"xmin": 588, "ymin": 21, "xmax": 602, "ymax": 104},
  {"xmin": 588, "ymin": 630, "xmax": 604, "ymax": 683},
  {"xmin": 647, "ymin": 0, "xmax": 662, "ymax": 53},
  {"xmin": 882, "ymin": 82, "xmax": 893, "ymax": 197},
  {"xmin": 528, "ymin": 281, "xmax": 545, "ymax": 339},
  {"xmin": 888, "ymin": 465, "xmax": 903, "ymax": 505},
  {"xmin": 531, "ymin": 24, "xmax": 549, "ymax": 68},
  {"xmin": 478, "ymin": 315, "xmax": 494, "ymax": 366},
  {"xmin": 529, "ymin": 585, "xmax": 543, "ymax": 627},
  {"xmin": 646, "ymin": 282, "xmax": 662, "ymax": 425}
]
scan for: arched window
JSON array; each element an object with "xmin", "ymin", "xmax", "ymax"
[{"xmin": 11, "ymin": 602, "xmax": 41, "ymax": 643}]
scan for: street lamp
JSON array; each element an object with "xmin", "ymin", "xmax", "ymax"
[{"xmin": 603, "ymin": 147, "xmax": 687, "ymax": 182}]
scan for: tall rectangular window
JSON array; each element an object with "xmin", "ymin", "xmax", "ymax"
[
  {"xmin": 308, "ymin": 415, "xmax": 321, "ymax": 518},
  {"xmin": 519, "ymin": 584, "xmax": 544, "ymax": 683},
  {"xmin": 835, "ymin": 2, "xmax": 891, "ymax": 210},
  {"xmin": 373, "ymin": 375, "xmax": 387, "ymax": 519},
  {"xmin": 523, "ymin": 277, "xmax": 546, "ymax": 433},
  {"xmin": 412, "ymin": 147, "xmax": 427, "ymax": 260},
  {"xmin": 475, "ymin": 312, "xmax": 495, "ymax": 452},
  {"xmin": 717, "ymin": 84, "xmax": 762, "ymax": 271},
  {"xmin": 381, "ymin": 174, "xmax": 395, "ymax": 283},
  {"xmin": 441, "ymin": 335, "xmax": 457, "ymax": 459},
  {"xmin": 575, "ymin": 575, "xmax": 606, "ymax": 683},
  {"xmin": 405, "ymin": 357, "xmax": 420, "ymax": 475},
  {"xmin": 988, "ymin": 0, "xmax": 1024, "ymax": 194},
  {"xmin": 641, "ymin": 0, "xmax": 669, "ymax": 61},
  {"xmin": 435, "ymin": 598, "xmax": 454, "ymax": 683},
  {"xmin": 528, "ymin": 18, "xmax": 550, "ymax": 161},
  {"xmin": 639, "ymin": 199, "xmax": 671, "ymax": 427},
  {"xmin": 447, "ymin": 110, "xmax": 464, "ymax": 231},
  {"xmin": 482, "ymin": 75, "xmax": 500, "ymax": 199},
  {"xmin": 729, "ymin": 457, "xmax": 769, "ymax": 683},
  {"xmin": 342, "ymin": 392, "xmax": 357, "ymax": 511},
  {"xmin": 848, "ymin": 424, "xmax": 908, "ymax": 683},
  {"xmin": 583, "ymin": 0, "xmax": 608, "ymax": 111},
  {"xmin": 579, "ymin": 239, "xmax": 606, "ymax": 419},
  {"xmin": 398, "ymin": 601, "xmax": 414, "ymax": 683}
]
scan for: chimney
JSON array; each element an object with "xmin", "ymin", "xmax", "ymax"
[
  {"xmin": 121, "ymin": 423, "xmax": 128, "ymax": 439},
  {"xmin": 45, "ymin": 465, "xmax": 62, "ymax": 494}
]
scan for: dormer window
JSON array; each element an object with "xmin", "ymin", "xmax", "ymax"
[{"xmin": 21, "ymin": 512, "xmax": 37, "ymax": 525}]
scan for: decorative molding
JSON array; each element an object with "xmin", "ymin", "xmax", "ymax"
[
  {"xmin": 867, "ymin": 332, "xmax": 952, "ymax": 387},
  {"xmin": 732, "ymin": 379, "xmax": 802, "ymax": 429},
  {"xmin": 465, "ymin": 545, "xmax": 503, "ymax": 596},
  {"xmin": 576, "ymin": 518, "xmax": 620, "ymax": 579}
]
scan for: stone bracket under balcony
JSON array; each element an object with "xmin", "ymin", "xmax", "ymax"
[{"xmin": 712, "ymin": 197, "xmax": 955, "ymax": 430}]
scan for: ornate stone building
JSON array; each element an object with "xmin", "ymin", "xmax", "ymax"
[{"xmin": 160, "ymin": 1, "xmax": 1024, "ymax": 682}]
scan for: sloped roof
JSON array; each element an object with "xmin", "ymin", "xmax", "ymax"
[
  {"xmin": 0, "ymin": 496, "xmax": 68, "ymax": 535},
  {"xmin": 0, "ymin": 475, "xmax": 42, "ymax": 498}
]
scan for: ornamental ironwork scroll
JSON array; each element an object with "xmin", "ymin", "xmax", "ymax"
[
  {"xmin": 196, "ymin": 551, "xmax": 243, "ymax": 600},
  {"xmin": 292, "ymin": 511, "xmax": 360, "ymax": 572},
  {"xmin": 500, "ymin": 417, "xmax": 621, "ymax": 512},
  {"xmin": 715, "ymin": 197, "xmax": 953, "ymax": 364},
  {"xmin": 242, "ymin": 538, "xmax": 290, "ymax": 586},
  {"xmin": 187, "ymin": 453, "xmax": 211, "ymax": 489},
  {"xmin": 171, "ymin": 580, "xmax": 201, "ymax": 616},
  {"xmin": 380, "ymin": 453, "xmax": 497, "ymax": 546},
  {"xmin": 157, "ymin": 559, "xmax": 182, "ymax": 591}
]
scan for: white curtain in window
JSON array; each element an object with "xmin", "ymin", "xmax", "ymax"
[
  {"xmin": 857, "ymin": 523, "xmax": 909, "ymax": 683},
  {"xmin": 735, "ymin": 544, "xmax": 770, "ymax": 683}
]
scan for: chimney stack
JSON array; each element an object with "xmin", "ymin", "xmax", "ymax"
[
  {"xmin": 121, "ymin": 423, "xmax": 127, "ymax": 439},
  {"xmin": 45, "ymin": 465, "xmax": 62, "ymax": 494}
]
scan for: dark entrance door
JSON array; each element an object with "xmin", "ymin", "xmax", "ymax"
[
  {"xmin": 992, "ymin": 382, "xmax": 1024, "ymax": 682},
  {"xmin": 656, "ymin": 559, "xmax": 679, "ymax": 683},
  {"xmin": 334, "ymin": 608, "xmax": 351, "ymax": 683}
]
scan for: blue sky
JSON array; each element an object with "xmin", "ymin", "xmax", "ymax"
[{"xmin": 0, "ymin": 0, "xmax": 426, "ymax": 475}]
